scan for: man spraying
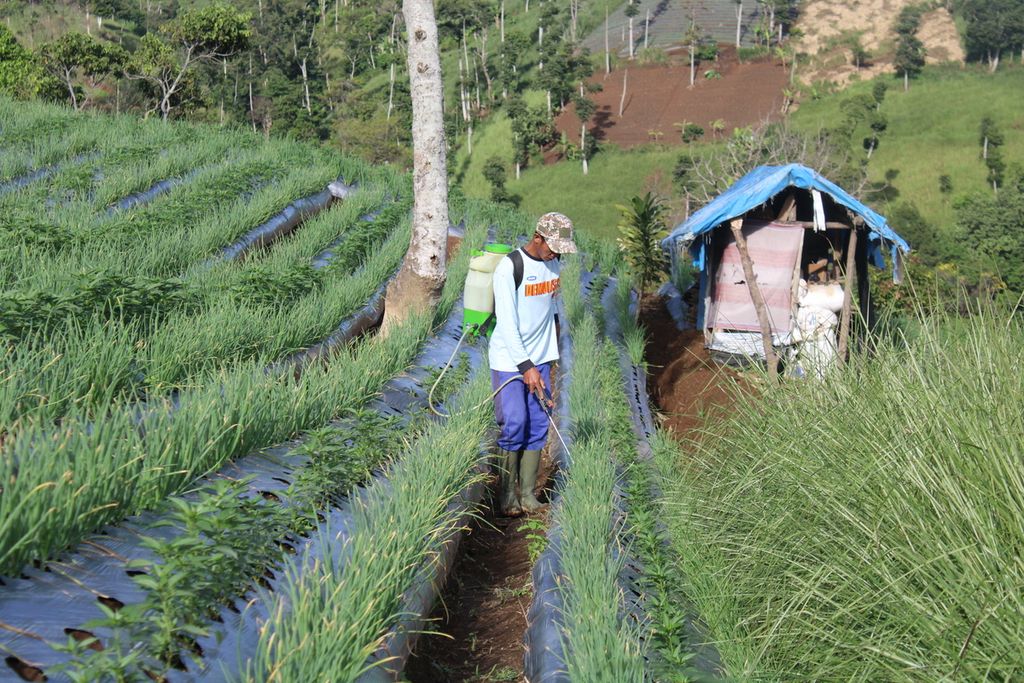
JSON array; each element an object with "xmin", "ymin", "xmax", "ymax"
[{"xmin": 490, "ymin": 212, "xmax": 577, "ymax": 516}]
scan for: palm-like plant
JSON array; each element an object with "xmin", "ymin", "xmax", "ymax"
[{"xmin": 616, "ymin": 192, "xmax": 669, "ymax": 299}]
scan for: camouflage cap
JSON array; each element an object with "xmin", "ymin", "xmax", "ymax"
[{"xmin": 535, "ymin": 212, "xmax": 577, "ymax": 254}]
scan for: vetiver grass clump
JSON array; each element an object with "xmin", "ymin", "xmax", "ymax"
[{"xmin": 657, "ymin": 305, "xmax": 1024, "ymax": 680}]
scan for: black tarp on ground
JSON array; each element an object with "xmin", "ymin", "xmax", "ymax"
[{"xmin": 0, "ymin": 293, "xmax": 483, "ymax": 682}]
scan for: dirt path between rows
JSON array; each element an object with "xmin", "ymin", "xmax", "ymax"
[
  {"xmin": 405, "ymin": 452, "xmax": 554, "ymax": 683},
  {"xmin": 408, "ymin": 295, "xmax": 734, "ymax": 681}
]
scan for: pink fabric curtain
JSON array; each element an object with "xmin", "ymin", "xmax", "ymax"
[{"xmin": 709, "ymin": 220, "xmax": 804, "ymax": 334}]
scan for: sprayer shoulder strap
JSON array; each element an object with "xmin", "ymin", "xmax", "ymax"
[{"xmin": 508, "ymin": 249, "xmax": 525, "ymax": 291}]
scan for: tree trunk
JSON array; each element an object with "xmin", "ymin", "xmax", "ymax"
[
  {"xmin": 581, "ymin": 123, "xmax": 588, "ymax": 175},
  {"xmin": 604, "ymin": 7, "xmax": 610, "ymax": 75},
  {"xmin": 387, "ymin": 62, "xmax": 396, "ymax": 120},
  {"xmin": 644, "ymin": 9, "xmax": 650, "ymax": 50},
  {"xmin": 903, "ymin": 70, "xmax": 908, "ymax": 91},
  {"xmin": 619, "ymin": 68, "xmax": 627, "ymax": 115},
  {"xmin": 64, "ymin": 69, "xmax": 79, "ymax": 111},
  {"xmin": 382, "ymin": 0, "xmax": 450, "ymax": 335},
  {"xmin": 300, "ymin": 57, "xmax": 311, "ymax": 113},
  {"xmin": 736, "ymin": 2, "xmax": 742, "ymax": 48},
  {"xmin": 500, "ymin": 1, "xmax": 505, "ymax": 42},
  {"xmin": 628, "ymin": 16, "xmax": 634, "ymax": 58},
  {"xmin": 690, "ymin": 45, "xmax": 696, "ymax": 86},
  {"xmin": 729, "ymin": 218, "xmax": 779, "ymax": 379},
  {"xmin": 983, "ymin": 135, "xmax": 988, "ymax": 160}
]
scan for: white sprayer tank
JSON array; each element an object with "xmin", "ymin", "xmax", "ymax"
[{"xmin": 463, "ymin": 243, "xmax": 513, "ymax": 333}]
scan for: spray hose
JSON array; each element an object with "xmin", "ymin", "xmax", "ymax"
[
  {"xmin": 428, "ymin": 324, "xmax": 523, "ymax": 418},
  {"xmin": 428, "ymin": 324, "xmax": 571, "ymax": 460}
]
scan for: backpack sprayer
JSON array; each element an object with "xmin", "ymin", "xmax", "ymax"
[{"xmin": 428, "ymin": 242, "xmax": 558, "ymax": 427}]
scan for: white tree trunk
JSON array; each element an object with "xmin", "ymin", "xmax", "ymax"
[
  {"xmin": 690, "ymin": 45, "xmax": 696, "ymax": 86},
  {"xmin": 581, "ymin": 123, "xmax": 588, "ymax": 175},
  {"xmin": 387, "ymin": 62, "xmax": 396, "ymax": 120},
  {"xmin": 736, "ymin": 2, "xmax": 742, "ymax": 47},
  {"xmin": 300, "ymin": 57, "xmax": 311, "ymax": 113},
  {"xmin": 628, "ymin": 16, "xmax": 634, "ymax": 58},
  {"xmin": 645, "ymin": 10, "xmax": 650, "ymax": 50},
  {"xmin": 619, "ymin": 68, "xmax": 627, "ymax": 115},
  {"xmin": 383, "ymin": 0, "xmax": 450, "ymax": 334},
  {"xmin": 605, "ymin": 8, "xmax": 610, "ymax": 75}
]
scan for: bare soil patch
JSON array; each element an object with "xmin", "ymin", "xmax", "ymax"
[
  {"xmin": 795, "ymin": 0, "xmax": 963, "ymax": 85},
  {"xmin": 640, "ymin": 296, "xmax": 742, "ymax": 438},
  {"xmin": 554, "ymin": 47, "xmax": 788, "ymax": 149}
]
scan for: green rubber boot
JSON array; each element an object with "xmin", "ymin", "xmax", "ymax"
[
  {"xmin": 498, "ymin": 449, "xmax": 522, "ymax": 516},
  {"xmin": 519, "ymin": 449, "xmax": 545, "ymax": 512}
]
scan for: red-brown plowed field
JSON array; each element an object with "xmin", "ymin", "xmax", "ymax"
[{"xmin": 555, "ymin": 47, "xmax": 788, "ymax": 149}]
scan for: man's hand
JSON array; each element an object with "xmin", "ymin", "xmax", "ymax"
[{"xmin": 522, "ymin": 366, "xmax": 546, "ymax": 398}]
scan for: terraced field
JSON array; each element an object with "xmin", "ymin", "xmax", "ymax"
[{"xmin": 0, "ymin": 98, "xmax": 705, "ymax": 683}]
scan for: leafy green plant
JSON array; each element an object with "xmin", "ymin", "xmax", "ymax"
[
  {"xmin": 516, "ymin": 518, "xmax": 548, "ymax": 564},
  {"xmin": 615, "ymin": 192, "xmax": 669, "ymax": 299}
]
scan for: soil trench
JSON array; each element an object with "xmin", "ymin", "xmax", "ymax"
[
  {"xmin": 639, "ymin": 296, "xmax": 742, "ymax": 439},
  {"xmin": 405, "ymin": 450, "xmax": 555, "ymax": 683}
]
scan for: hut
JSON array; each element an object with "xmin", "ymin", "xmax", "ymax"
[{"xmin": 661, "ymin": 164, "xmax": 910, "ymax": 377}]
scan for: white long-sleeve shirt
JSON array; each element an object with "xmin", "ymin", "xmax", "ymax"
[{"xmin": 488, "ymin": 248, "xmax": 560, "ymax": 373}]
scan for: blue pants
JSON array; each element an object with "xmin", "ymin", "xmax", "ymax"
[{"xmin": 492, "ymin": 363, "xmax": 552, "ymax": 452}]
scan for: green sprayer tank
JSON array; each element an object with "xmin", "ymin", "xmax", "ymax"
[{"xmin": 463, "ymin": 242, "xmax": 513, "ymax": 336}]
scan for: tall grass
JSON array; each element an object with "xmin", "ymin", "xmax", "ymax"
[{"xmin": 655, "ymin": 304, "xmax": 1024, "ymax": 680}]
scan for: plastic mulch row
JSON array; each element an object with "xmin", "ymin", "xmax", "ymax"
[
  {"xmin": 210, "ymin": 178, "xmax": 357, "ymax": 264},
  {"xmin": 601, "ymin": 277, "xmax": 725, "ymax": 681},
  {"xmin": 0, "ymin": 299, "xmax": 485, "ymax": 682},
  {"xmin": 521, "ymin": 272, "xmax": 588, "ymax": 683},
  {"xmin": 0, "ymin": 151, "xmax": 101, "ymax": 196}
]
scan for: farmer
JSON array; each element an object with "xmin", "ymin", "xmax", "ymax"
[{"xmin": 490, "ymin": 212, "xmax": 577, "ymax": 515}]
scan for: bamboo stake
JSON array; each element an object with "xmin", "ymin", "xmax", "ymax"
[
  {"xmin": 729, "ymin": 218, "xmax": 779, "ymax": 379},
  {"xmin": 837, "ymin": 226, "xmax": 858, "ymax": 362}
]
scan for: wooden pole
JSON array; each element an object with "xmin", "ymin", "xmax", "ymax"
[
  {"xmin": 837, "ymin": 226, "xmax": 858, "ymax": 362},
  {"xmin": 729, "ymin": 218, "xmax": 779, "ymax": 379}
]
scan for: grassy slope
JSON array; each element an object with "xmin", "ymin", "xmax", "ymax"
[
  {"xmin": 453, "ymin": 104, "xmax": 680, "ymax": 243},
  {"xmin": 791, "ymin": 65, "xmax": 1024, "ymax": 234}
]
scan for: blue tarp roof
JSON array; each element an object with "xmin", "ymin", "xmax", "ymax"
[{"xmin": 662, "ymin": 164, "xmax": 910, "ymax": 272}]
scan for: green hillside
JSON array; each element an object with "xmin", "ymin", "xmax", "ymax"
[
  {"xmin": 791, "ymin": 65, "xmax": 1024, "ymax": 236},
  {"xmin": 452, "ymin": 91, "xmax": 681, "ymax": 242}
]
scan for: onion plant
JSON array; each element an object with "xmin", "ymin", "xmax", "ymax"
[
  {"xmin": 0, "ymin": 197, "xmax": 496, "ymax": 577},
  {"xmin": 654, "ymin": 303, "xmax": 1024, "ymax": 680},
  {"xmin": 557, "ymin": 309, "xmax": 648, "ymax": 682},
  {"xmin": 242, "ymin": 368, "xmax": 494, "ymax": 682}
]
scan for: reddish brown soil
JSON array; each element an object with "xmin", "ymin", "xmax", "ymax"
[
  {"xmin": 554, "ymin": 47, "xmax": 788, "ymax": 149},
  {"xmin": 446, "ymin": 234, "xmax": 463, "ymax": 260},
  {"xmin": 405, "ymin": 453, "xmax": 554, "ymax": 683},
  {"xmin": 641, "ymin": 296, "xmax": 742, "ymax": 439}
]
